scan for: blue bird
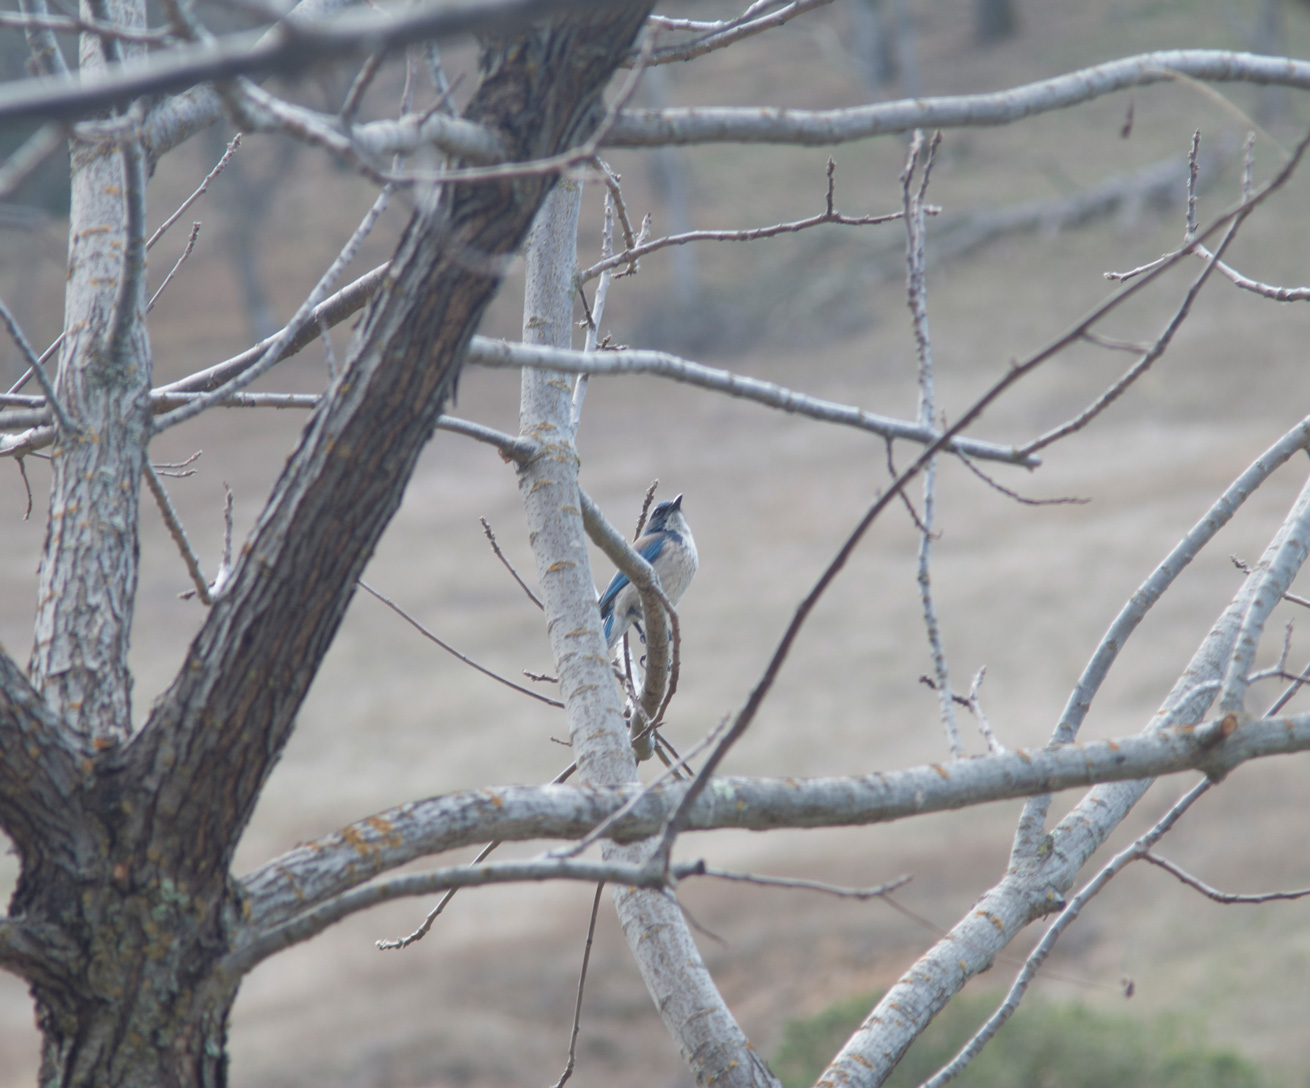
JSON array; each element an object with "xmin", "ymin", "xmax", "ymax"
[{"xmin": 598, "ymin": 494, "xmax": 698, "ymax": 652}]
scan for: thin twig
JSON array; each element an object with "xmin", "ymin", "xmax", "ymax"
[
  {"xmin": 1080, "ymin": 330, "xmax": 1151, "ymax": 353},
  {"xmin": 146, "ymin": 133, "xmax": 241, "ymax": 250},
  {"xmin": 903, "ymin": 130, "xmax": 960, "ymax": 757},
  {"xmin": 339, "ymin": 51, "xmax": 385, "ymax": 124},
  {"xmin": 1231, "ymin": 554, "xmax": 1310, "ymax": 611},
  {"xmin": 15, "ymin": 457, "xmax": 32, "ymax": 520},
  {"xmin": 147, "ymin": 221, "xmax": 201, "ymax": 312},
  {"xmin": 1141, "ymin": 852, "xmax": 1310, "ymax": 903},
  {"xmin": 579, "ymin": 161, "xmax": 913, "ymax": 283},
  {"xmin": 480, "ymin": 517, "xmax": 543, "ymax": 610},
  {"xmin": 1020, "ymin": 208, "xmax": 1248, "ymax": 457},
  {"xmin": 376, "ymin": 840, "xmax": 499, "ymax": 950},
  {"xmin": 1104, "ymin": 252, "xmax": 1172, "ymax": 283},
  {"xmin": 154, "ymin": 171, "xmax": 396, "ymax": 431},
  {"xmin": 1186, "ymin": 129, "xmax": 1201, "ymax": 238},
  {"xmin": 700, "ymin": 868, "xmax": 913, "ymax": 900},
  {"xmin": 377, "ymin": 762, "xmax": 578, "ymax": 951},
  {"xmin": 572, "ymin": 181, "xmax": 619, "ymax": 427},
  {"xmin": 143, "ymin": 461, "xmax": 212, "ymax": 604},
  {"xmin": 884, "ymin": 439, "xmax": 931, "ymax": 536},
  {"xmin": 0, "ymin": 299, "xmax": 75, "ymax": 433},
  {"xmin": 963, "ymin": 667, "xmax": 1004, "ymax": 753},
  {"xmin": 1188, "ymin": 243, "xmax": 1310, "ymax": 301},
  {"xmin": 955, "ymin": 446, "xmax": 1090, "ymax": 507},
  {"xmin": 357, "ymin": 579, "xmax": 563, "ymax": 708},
  {"xmin": 551, "ymin": 882, "xmax": 604, "ymax": 1088},
  {"xmin": 153, "ymin": 449, "xmax": 202, "ymax": 475},
  {"xmin": 1262, "ymin": 657, "xmax": 1310, "ymax": 716},
  {"xmin": 639, "ymin": 0, "xmax": 835, "ymax": 66},
  {"xmin": 593, "ymin": 159, "xmax": 638, "ymax": 263}
]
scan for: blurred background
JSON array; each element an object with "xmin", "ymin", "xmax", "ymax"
[{"xmin": 4, "ymin": 0, "xmax": 1310, "ymax": 1084}]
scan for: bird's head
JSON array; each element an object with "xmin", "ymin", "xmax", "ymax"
[{"xmin": 646, "ymin": 493, "xmax": 688, "ymax": 536}]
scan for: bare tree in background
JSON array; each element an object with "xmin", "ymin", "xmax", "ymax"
[
  {"xmin": 2, "ymin": 2, "xmax": 1310, "ymax": 1086},
  {"xmin": 974, "ymin": 0, "xmax": 1017, "ymax": 44},
  {"xmin": 205, "ymin": 124, "xmax": 298, "ymax": 341}
]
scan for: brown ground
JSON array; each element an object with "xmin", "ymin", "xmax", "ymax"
[{"xmin": 4, "ymin": 1, "xmax": 1310, "ymax": 1085}]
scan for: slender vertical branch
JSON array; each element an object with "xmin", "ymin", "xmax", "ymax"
[
  {"xmin": 902, "ymin": 130, "xmax": 960, "ymax": 756},
  {"xmin": 517, "ymin": 182, "xmax": 775, "ymax": 1088}
]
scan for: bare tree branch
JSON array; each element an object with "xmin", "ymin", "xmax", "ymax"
[
  {"xmin": 820, "ymin": 461, "xmax": 1310, "ymax": 1083},
  {"xmin": 922, "ymin": 778, "xmax": 1211, "ymax": 1088},
  {"xmin": 639, "ymin": 0, "xmax": 835, "ymax": 66},
  {"xmin": 577, "ymin": 158, "xmax": 915, "ymax": 283},
  {"xmin": 155, "ymin": 263, "xmax": 388, "ymax": 395},
  {"xmin": 1142, "ymin": 851, "xmax": 1310, "ymax": 903},
  {"xmin": 230, "ymin": 856, "xmax": 707, "ymax": 973},
  {"xmin": 0, "ymin": 0, "xmax": 624, "ymax": 127},
  {"xmin": 1052, "ymin": 414, "xmax": 1310, "ymax": 745},
  {"xmin": 468, "ymin": 340, "xmax": 1038, "ymax": 466},
  {"xmin": 236, "ymin": 708, "xmax": 1310, "ymax": 939},
  {"xmin": 606, "ymin": 51, "xmax": 1310, "ymax": 148}
]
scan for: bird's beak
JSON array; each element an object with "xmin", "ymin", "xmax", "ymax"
[{"xmin": 671, "ymin": 493, "xmax": 683, "ymax": 509}]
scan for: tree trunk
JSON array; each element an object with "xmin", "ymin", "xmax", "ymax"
[{"xmin": 9, "ymin": 784, "xmax": 240, "ymax": 1086}]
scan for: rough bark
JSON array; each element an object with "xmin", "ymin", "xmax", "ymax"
[
  {"xmin": 30, "ymin": 0, "xmax": 152, "ymax": 740},
  {"xmin": 1, "ymin": 7, "xmax": 653, "ymax": 1085}
]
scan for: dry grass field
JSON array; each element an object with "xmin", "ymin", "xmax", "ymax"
[{"xmin": 4, "ymin": 1, "xmax": 1310, "ymax": 1085}]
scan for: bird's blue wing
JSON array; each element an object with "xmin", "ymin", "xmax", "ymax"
[
  {"xmin": 597, "ymin": 569, "xmax": 629, "ymax": 618},
  {"xmin": 597, "ymin": 533, "xmax": 668, "ymax": 617}
]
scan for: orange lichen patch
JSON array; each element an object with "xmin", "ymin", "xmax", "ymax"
[
  {"xmin": 341, "ymin": 825, "xmax": 375, "ymax": 857},
  {"xmin": 365, "ymin": 815, "xmax": 393, "ymax": 834},
  {"xmin": 975, "ymin": 910, "xmax": 1005, "ymax": 931},
  {"xmin": 1221, "ymin": 713, "xmax": 1239, "ymax": 737},
  {"xmin": 930, "ymin": 764, "xmax": 950, "ymax": 779}
]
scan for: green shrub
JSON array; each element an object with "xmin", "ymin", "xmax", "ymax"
[{"xmin": 771, "ymin": 990, "xmax": 1268, "ymax": 1088}]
